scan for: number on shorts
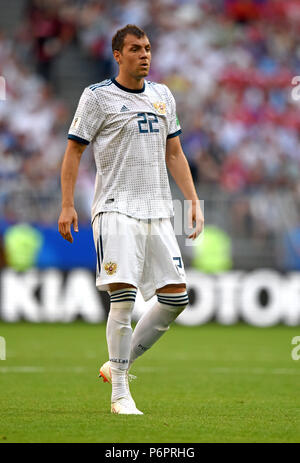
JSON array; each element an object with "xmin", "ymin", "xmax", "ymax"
[{"xmin": 173, "ymin": 257, "xmax": 182, "ymax": 269}]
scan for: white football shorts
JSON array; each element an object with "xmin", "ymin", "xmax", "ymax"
[{"xmin": 92, "ymin": 211, "xmax": 186, "ymax": 301}]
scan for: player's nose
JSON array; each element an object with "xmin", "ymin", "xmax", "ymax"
[{"xmin": 140, "ymin": 48, "xmax": 149, "ymax": 58}]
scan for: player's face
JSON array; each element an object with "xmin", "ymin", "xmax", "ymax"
[{"xmin": 117, "ymin": 34, "xmax": 151, "ymax": 79}]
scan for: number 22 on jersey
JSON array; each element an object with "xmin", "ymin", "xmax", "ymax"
[{"xmin": 137, "ymin": 112, "xmax": 160, "ymax": 133}]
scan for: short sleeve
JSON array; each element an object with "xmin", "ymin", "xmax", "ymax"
[
  {"xmin": 68, "ymin": 88, "xmax": 104, "ymax": 145},
  {"xmin": 166, "ymin": 87, "xmax": 182, "ymax": 139}
]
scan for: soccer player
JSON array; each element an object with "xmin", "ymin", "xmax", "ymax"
[{"xmin": 58, "ymin": 24, "xmax": 204, "ymax": 415}]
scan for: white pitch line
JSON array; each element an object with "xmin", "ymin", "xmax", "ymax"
[
  {"xmin": 0, "ymin": 366, "xmax": 45, "ymax": 373},
  {"xmin": 0, "ymin": 366, "xmax": 89, "ymax": 374},
  {"xmin": 210, "ymin": 367, "xmax": 300, "ymax": 375},
  {"xmin": 138, "ymin": 367, "xmax": 159, "ymax": 372},
  {"xmin": 137, "ymin": 366, "xmax": 300, "ymax": 375},
  {"xmin": 1, "ymin": 366, "xmax": 299, "ymax": 376}
]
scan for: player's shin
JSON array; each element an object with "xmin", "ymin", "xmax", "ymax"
[
  {"xmin": 106, "ymin": 288, "xmax": 137, "ymax": 402},
  {"xmin": 129, "ymin": 291, "xmax": 189, "ymax": 368}
]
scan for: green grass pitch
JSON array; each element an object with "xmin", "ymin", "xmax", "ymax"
[{"xmin": 0, "ymin": 322, "xmax": 299, "ymax": 443}]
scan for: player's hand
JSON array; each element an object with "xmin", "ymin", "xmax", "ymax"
[
  {"xmin": 58, "ymin": 206, "xmax": 79, "ymax": 243},
  {"xmin": 188, "ymin": 200, "xmax": 204, "ymax": 240}
]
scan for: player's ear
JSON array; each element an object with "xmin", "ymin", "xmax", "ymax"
[{"xmin": 113, "ymin": 49, "xmax": 121, "ymax": 65}]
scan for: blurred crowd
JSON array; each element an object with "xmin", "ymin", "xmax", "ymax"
[
  {"xmin": 1, "ymin": 0, "xmax": 300, "ymax": 250},
  {"xmin": 0, "ymin": 30, "xmax": 67, "ymax": 223}
]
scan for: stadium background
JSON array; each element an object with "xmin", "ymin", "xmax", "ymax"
[
  {"xmin": 0, "ymin": 0, "xmax": 300, "ymax": 444},
  {"xmin": 1, "ymin": 0, "xmax": 300, "ymax": 326}
]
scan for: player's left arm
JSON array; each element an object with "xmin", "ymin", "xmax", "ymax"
[{"xmin": 166, "ymin": 136, "xmax": 204, "ymax": 239}]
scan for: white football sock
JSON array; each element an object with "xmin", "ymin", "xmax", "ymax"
[
  {"xmin": 129, "ymin": 291, "xmax": 189, "ymax": 368},
  {"xmin": 106, "ymin": 288, "xmax": 137, "ymax": 402}
]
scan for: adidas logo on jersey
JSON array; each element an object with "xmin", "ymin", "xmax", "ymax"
[{"xmin": 120, "ymin": 105, "xmax": 129, "ymax": 112}]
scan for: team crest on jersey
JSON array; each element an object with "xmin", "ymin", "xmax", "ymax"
[
  {"xmin": 104, "ymin": 261, "xmax": 117, "ymax": 275},
  {"xmin": 153, "ymin": 102, "xmax": 166, "ymax": 114}
]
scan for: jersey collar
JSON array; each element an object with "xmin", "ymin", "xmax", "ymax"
[{"xmin": 112, "ymin": 77, "xmax": 145, "ymax": 93}]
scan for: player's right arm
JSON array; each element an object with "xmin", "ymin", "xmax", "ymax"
[
  {"xmin": 58, "ymin": 86, "xmax": 104, "ymax": 243},
  {"xmin": 58, "ymin": 139, "xmax": 86, "ymax": 243}
]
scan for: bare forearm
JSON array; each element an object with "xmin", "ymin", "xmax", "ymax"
[
  {"xmin": 60, "ymin": 142, "xmax": 84, "ymax": 208},
  {"xmin": 167, "ymin": 151, "xmax": 199, "ymax": 202}
]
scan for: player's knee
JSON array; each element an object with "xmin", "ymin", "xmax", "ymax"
[
  {"xmin": 107, "ymin": 307, "xmax": 132, "ymax": 340},
  {"xmin": 154, "ymin": 291, "xmax": 189, "ymax": 332},
  {"xmin": 157, "ymin": 290, "xmax": 189, "ymax": 317},
  {"xmin": 118, "ymin": 324, "xmax": 132, "ymax": 337},
  {"xmin": 108, "ymin": 287, "xmax": 137, "ymax": 324},
  {"xmin": 109, "ymin": 307, "xmax": 132, "ymax": 326}
]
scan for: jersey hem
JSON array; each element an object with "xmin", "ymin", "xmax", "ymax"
[
  {"xmin": 68, "ymin": 134, "xmax": 90, "ymax": 145},
  {"xmin": 167, "ymin": 129, "xmax": 182, "ymax": 139},
  {"xmin": 96, "ymin": 278, "xmax": 138, "ymax": 292},
  {"xmin": 91, "ymin": 209, "xmax": 174, "ymax": 225}
]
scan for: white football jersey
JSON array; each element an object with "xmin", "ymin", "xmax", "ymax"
[{"xmin": 68, "ymin": 78, "xmax": 182, "ymax": 223}]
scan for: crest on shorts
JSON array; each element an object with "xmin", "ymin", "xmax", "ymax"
[
  {"xmin": 104, "ymin": 261, "xmax": 117, "ymax": 275},
  {"xmin": 152, "ymin": 101, "xmax": 166, "ymax": 114}
]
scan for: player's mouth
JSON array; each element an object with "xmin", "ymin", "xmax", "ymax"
[{"xmin": 140, "ymin": 63, "xmax": 149, "ymax": 68}]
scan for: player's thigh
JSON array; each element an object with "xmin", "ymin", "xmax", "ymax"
[
  {"xmin": 109, "ymin": 282, "xmax": 137, "ymax": 292},
  {"xmin": 156, "ymin": 283, "xmax": 186, "ymax": 294}
]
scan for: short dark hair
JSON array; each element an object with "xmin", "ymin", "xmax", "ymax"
[{"xmin": 112, "ymin": 24, "xmax": 146, "ymax": 52}]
